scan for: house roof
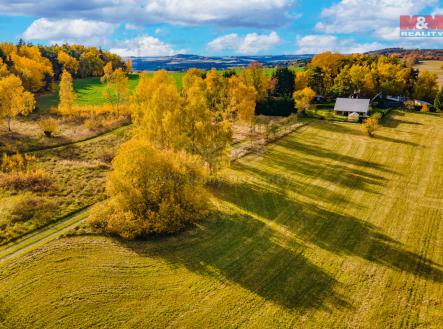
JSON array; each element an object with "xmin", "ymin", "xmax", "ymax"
[{"xmin": 334, "ymin": 98, "xmax": 370, "ymax": 113}]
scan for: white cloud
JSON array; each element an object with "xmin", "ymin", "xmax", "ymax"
[
  {"xmin": 0, "ymin": 0, "xmax": 297, "ymax": 28},
  {"xmin": 295, "ymin": 35, "xmax": 383, "ymax": 54},
  {"xmin": 316, "ymin": 0, "xmax": 437, "ymax": 37},
  {"xmin": 124, "ymin": 23, "xmax": 143, "ymax": 31},
  {"xmin": 110, "ymin": 35, "xmax": 182, "ymax": 57},
  {"xmin": 23, "ymin": 18, "xmax": 116, "ymax": 45},
  {"xmin": 208, "ymin": 31, "xmax": 281, "ymax": 54}
]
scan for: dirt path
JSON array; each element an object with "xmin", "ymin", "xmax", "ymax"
[{"xmin": 0, "ymin": 208, "xmax": 90, "ymax": 262}]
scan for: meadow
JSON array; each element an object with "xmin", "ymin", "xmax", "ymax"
[
  {"xmin": 414, "ymin": 60, "xmax": 443, "ymax": 87},
  {"xmin": 0, "ymin": 125, "xmax": 131, "ymax": 244},
  {"xmin": 1, "ymin": 110, "xmax": 441, "ymax": 328}
]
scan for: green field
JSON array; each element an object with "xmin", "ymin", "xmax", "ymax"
[
  {"xmin": 36, "ymin": 72, "xmax": 186, "ymax": 112},
  {"xmin": 1, "ymin": 111, "xmax": 442, "ymax": 328},
  {"xmin": 35, "ymin": 67, "xmax": 303, "ymax": 112}
]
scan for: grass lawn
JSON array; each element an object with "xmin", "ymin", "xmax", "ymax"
[
  {"xmin": 414, "ymin": 60, "xmax": 443, "ymax": 87},
  {"xmin": 1, "ymin": 111, "xmax": 442, "ymax": 328}
]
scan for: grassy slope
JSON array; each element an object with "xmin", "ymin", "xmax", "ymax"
[
  {"xmin": 414, "ymin": 60, "xmax": 443, "ymax": 87},
  {"xmin": 36, "ymin": 72, "xmax": 186, "ymax": 112},
  {"xmin": 0, "ymin": 126, "xmax": 131, "ymax": 244},
  {"xmin": 1, "ymin": 111, "xmax": 442, "ymax": 328}
]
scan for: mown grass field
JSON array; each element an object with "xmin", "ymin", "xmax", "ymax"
[
  {"xmin": 36, "ymin": 72, "xmax": 187, "ymax": 112},
  {"xmin": 1, "ymin": 111, "xmax": 442, "ymax": 328},
  {"xmin": 414, "ymin": 60, "xmax": 443, "ymax": 87}
]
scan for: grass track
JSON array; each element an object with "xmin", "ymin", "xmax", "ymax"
[{"xmin": 0, "ymin": 111, "xmax": 442, "ymax": 328}]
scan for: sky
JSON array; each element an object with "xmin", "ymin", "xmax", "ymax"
[{"xmin": 0, "ymin": 0, "xmax": 443, "ymax": 57}]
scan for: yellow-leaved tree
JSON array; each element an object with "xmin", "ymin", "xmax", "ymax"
[
  {"xmin": 293, "ymin": 87, "xmax": 316, "ymax": 113},
  {"xmin": 0, "ymin": 75, "xmax": 35, "ymax": 131},
  {"xmin": 227, "ymin": 75, "xmax": 257, "ymax": 124},
  {"xmin": 57, "ymin": 50, "xmax": 79, "ymax": 74},
  {"xmin": 180, "ymin": 78, "xmax": 232, "ymax": 173},
  {"xmin": 102, "ymin": 67, "xmax": 129, "ymax": 116},
  {"xmin": 240, "ymin": 62, "xmax": 271, "ymax": 102},
  {"xmin": 89, "ymin": 138, "xmax": 209, "ymax": 239},
  {"xmin": 0, "ymin": 58, "xmax": 9, "ymax": 78},
  {"xmin": 58, "ymin": 69, "xmax": 76, "ymax": 115}
]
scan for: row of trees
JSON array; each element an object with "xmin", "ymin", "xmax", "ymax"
[
  {"xmin": 296, "ymin": 52, "xmax": 439, "ymax": 102},
  {"xmin": 90, "ymin": 67, "xmax": 271, "ymax": 239},
  {"xmin": 0, "ymin": 41, "xmax": 127, "ymax": 94}
]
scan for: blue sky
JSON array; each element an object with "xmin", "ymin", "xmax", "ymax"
[{"xmin": 0, "ymin": 0, "xmax": 442, "ymax": 57}]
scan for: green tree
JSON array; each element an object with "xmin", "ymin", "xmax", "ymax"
[{"xmin": 272, "ymin": 67, "xmax": 295, "ymax": 97}]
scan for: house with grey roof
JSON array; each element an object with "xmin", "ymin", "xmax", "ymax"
[{"xmin": 334, "ymin": 98, "xmax": 370, "ymax": 116}]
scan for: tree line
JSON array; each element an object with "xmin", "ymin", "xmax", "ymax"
[{"xmin": 0, "ymin": 40, "xmax": 126, "ymax": 94}]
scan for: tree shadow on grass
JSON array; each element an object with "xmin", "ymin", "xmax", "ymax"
[
  {"xmin": 372, "ymin": 135, "xmax": 420, "ymax": 147},
  {"xmin": 214, "ymin": 180, "xmax": 443, "ymax": 284},
  {"xmin": 120, "ymin": 210, "xmax": 351, "ymax": 312}
]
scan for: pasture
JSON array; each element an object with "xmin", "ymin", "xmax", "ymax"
[
  {"xmin": 414, "ymin": 60, "xmax": 443, "ymax": 87},
  {"xmin": 1, "ymin": 111, "xmax": 442, "ymax": 328}
]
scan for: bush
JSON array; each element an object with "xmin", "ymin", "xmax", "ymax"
[
  {"xmin": 39, "ymin": 117, "xmax": 60, "ymax": 137},
  {"xmin": 0, "ymin": 169, "xmax": 52, "ymax": 192},
  {"xmin": 1, "ymin": 152, "xmax": 36, "ymax": 173},
  {"xmin": 362, "ymin": 113, "xmax": 382, "ymax": 137},
  {"xmin": 256, "ymin": 96, "xmax": 294, "ymax": 116},
  {"xmin": 89, "ymin": 138, "xmax": 209, "ymax": 239},
  {"xmin": 9, "ymin": 194, "xmax": 57, "ymax": 223}
]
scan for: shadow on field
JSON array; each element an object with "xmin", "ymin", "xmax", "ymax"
[
  {"xmin": 373, "ymin": 135, "xmax": 419, "ymax": 147},
  {"xmin": 262, "ymin": 139, "xmax": 394, "ymax": 195},
  {"xmin": 215, "ymin": 179, "xmax": 443, "ymax": 284},
  {"xmin": 120, "ymin": 210, "xmax": 351, "ymax": 311}
]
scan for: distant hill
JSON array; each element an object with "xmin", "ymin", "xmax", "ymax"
[
  {"xmin": 366, "ymin": 48, "xmax": 443, "ymax": 60},
  {"xmin": 130, "ymin": 54, "xmax": 312, "ymax": 71}
]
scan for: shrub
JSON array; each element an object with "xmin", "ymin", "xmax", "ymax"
[
  {"xmin": 39, "ymin": 117, "xmax": 60, "ymax": 137},
  {"xmin": 362, "ymin": 113, "xmax": 382, "ymax": 137},
  {"xmin": 0, "ymin": 169, "xmax": 52, "ymax": 192},
  {"xmin": 1, "ymin": 152, "xmax": 36, "ymax": 173},
  {"xmin": 89, "ymin": 138, "xmax": 209, "ymax": 239},
  {"xmin": 9, "ymin": 194, "xmax": 57, "ymax": 223}
]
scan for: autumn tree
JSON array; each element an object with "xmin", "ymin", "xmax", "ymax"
[
  {"xmin": 240, "ymin": 62, "xmax": 271, "ymax": 101},
  {"xmin": 101, "ymin": 62, "xmax": 113, "ymax": 84},
  {"xmin": 103, "ymin": 68, "xmax": 129, "ymax": 116},
  {"xmin": 0, "ymin": 75, "xmax": 35, "ymax": 131},
  {"xmin": 413, "ymin": 71, "xmax": 438, "ymax": 102},
  {"xmin": 89, "ymin": 138, "xmax": 209, "ymax": 239},
  {"xmin": 124, "ymin": 58, "xmax": 132, "ymax": 74},
  {"xmin": 363, "ymin": 113, "xmax": 382, "ymax": 137},
  {"xmin": 58, "ymin": 69, "xmax": 76, "ymax": 115},
  {"xmin": 57, "ymin": 50, "xmax": 79, "ymax": 74},
  {"xmin": 0, "ymin": 58, "xmax": 9, "ymax": 78},
  {"xmin": 434, "ymin": 87, "xmax": 443, "ymax": 112},
  {"xmin": 11, "ymin": 46, "xmax": 53, "ymax": 92},
  {"xmin": 205, "ymin": 68, "xmax": 229, "ymax": 118},
  {"xmin": 293, "ymin": 87, "xmax": 316, "ymax": 113},
  {"xmin": 181, "ymin": 79, "xmax": 232, "ymax": 173},
  {"xmin": 309, "ymin": 52, "xmax": 344, "ymax": 93},
  {"xmin": 294, "ymin": 71, "xmax": 308, "ymax": 92}
]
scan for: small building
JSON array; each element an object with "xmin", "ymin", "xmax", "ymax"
[
  {"xmin": 413, "ymin": 99, "xmax": 433, "ymax": 107},
  {"xmin": 334, "ymin": 98, "xmax": 370, "ymax": 116},
  {"xmin": 386, "ymin": 95, "xmax": 406, "ymax": 103},
  {"xmin": 347, "ymin": 112, "xmax": 360, "ymax": 122}
]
